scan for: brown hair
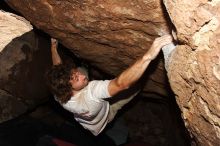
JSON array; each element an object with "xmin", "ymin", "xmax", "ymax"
[{"xmin": 45, "ymin": 64, "xmax": 74, "ymax": 104}]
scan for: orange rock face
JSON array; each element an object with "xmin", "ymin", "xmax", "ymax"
[
  {"xmin": 164, "ymin": 0, "xmax": 220, "ymax": 145},
  {"xmin": 6, "ymin": 1, "xmax": 220, "ymax": 144},
  {"xmin": 7, "ymin": 0, "xmax": 220, "ymax": 146},
  {"xmin": 5, "ymin": 0, "xmax": 220, "ymax": 145}
]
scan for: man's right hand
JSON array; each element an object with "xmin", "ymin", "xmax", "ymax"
[{"xmin": 144, "ymin": 34, "xmax": 173, "ymax": 60}]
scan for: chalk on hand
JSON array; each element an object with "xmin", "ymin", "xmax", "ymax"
[{"xmin": 162, "ymin": 42, "xmax": 176, "ymax": 71}]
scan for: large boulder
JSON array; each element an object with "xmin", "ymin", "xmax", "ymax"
[
  {"xmin": 5, "ymin": 0, "xmax": 220, "ymax": 145},
  {"xmin": 164, "ymin": 0, "xmax": 220, "ymax": 145},
  {"xmin": 8, "ymin": 0, "xmax": 220, "ymax": 145},
  {"xmin": 5, "ymin": 0, "xmax": 172, "ymax": 97},
  {"xmin": 0, "ymin": 10, "xmax": 51, "ymax": 123}
]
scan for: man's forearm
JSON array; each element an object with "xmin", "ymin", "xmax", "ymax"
[
  {"xmin": 114, "ymin": 54, "xmax": 152, "ymax": 89},
  {"xmin": 108, "ymin": 54, "xmax": 152, "ymax": 96},
  {"xmin": 51, "ymin": 38, "xmax": 62, "ymax": 65}
]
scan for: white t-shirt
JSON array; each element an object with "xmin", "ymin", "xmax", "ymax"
[{"xmin": 61, "ymin": 80, "xmax": 111, "ymax": 136}]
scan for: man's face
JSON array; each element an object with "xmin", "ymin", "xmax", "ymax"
[{"xmin": 70, "ymin": 68, "xmax": 89, "ymax": 91}]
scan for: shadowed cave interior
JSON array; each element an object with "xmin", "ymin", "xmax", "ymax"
[{"xmin": 0, "ymin": 1, "xmax": 193, "ymax": 146}]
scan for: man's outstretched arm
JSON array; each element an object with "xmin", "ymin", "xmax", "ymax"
[
  {"xmin": 108, "ymin": 34, "xmax": 173, "ymax": 96},
  {"xmin": 51, "ymin": 38, "xmax": 62, "ymax": 65}
]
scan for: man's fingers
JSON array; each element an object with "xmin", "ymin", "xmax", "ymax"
[
  {"xmin": 51, "ymin": 38, "xmax": 58, "ymax": 47},
  {"xmin": 154, "ymin": 35, "xmax": 173, "ymax": 47},
  {"xmin": 51, "ymin": 38, "xmax": 57, "ymax": 42},
  {"xmin": 157, "ymin": 35, "xmax": 173, "ymax": 42},
  {"xmin": 163, "ymin": 37, "xmax": 173, "ymax": 45},
  {"xmin": 147, "ymin": 34, "xmax": 173, "ymax": 60}
]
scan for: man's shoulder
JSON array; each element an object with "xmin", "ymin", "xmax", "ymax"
[
  {"xmin": 89, "ymin": 79, "xmax": 111, "ymax": 84},
  {"xmin": 87, "ymin": 80, "xmax": 111, "ymax": 98},
  {"xmin": 88, "ymin": 80, "xmax": 111, "ymax": 88}
]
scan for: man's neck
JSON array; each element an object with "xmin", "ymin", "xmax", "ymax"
[
  {"xmin": 72, "ymin": 83, "xmax": 89, "ymax": 96},
  {"xmin": 72, "ymin": 87, "xmax": 85, "ymax": 96},
  {"xmin": 72, "ymin": 90, "xmax": 80, "ymax": 96}
]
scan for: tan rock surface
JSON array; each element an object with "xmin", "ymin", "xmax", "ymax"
[
  {"xmin": 164, "ymin": 0, "xmax": 220, "ymax": 145},
  {"xmin": 0, "ymin": 10, "xmax": 51, "ymax": 123},
  {"xmin": 4, "ymin": 0, "xmax": 220, "ymax": 145}
]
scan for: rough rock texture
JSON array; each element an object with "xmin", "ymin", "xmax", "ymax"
[
  {"xmin": 122, "ymin": 97, "xmax": 190, "ymax": 146},
  {"xmin": 164, "ymin": 0, "xmax": 220, "ymax": 145},
  {"xmin": 0, "ymin": 10, "xmax": 51, "ymax": 123},
  {"xmin": 5, "ymin": 0, "xmax": 220, "ymax": 145},
  {"xmin": 0, "ymin": 89, "xmax": 27, "ymax": 123},
  {"xmin": 6, "ymin": 0, "xmax": 172, "ymax": 97}
]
